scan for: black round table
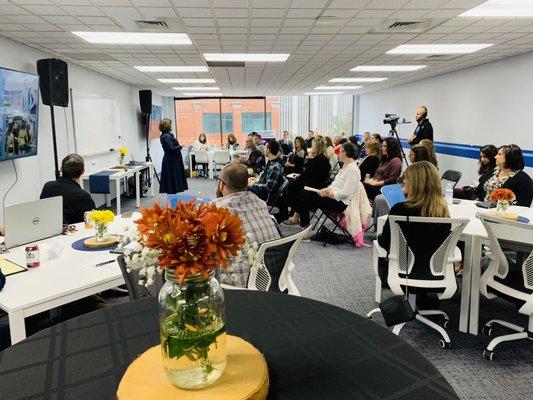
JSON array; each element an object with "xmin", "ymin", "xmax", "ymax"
[{"xmin": 0, "ymin": 291, "xmax": 458, "ymax": 400}]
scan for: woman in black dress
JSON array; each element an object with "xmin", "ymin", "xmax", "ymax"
[{"xmin": 159, "ymin": 118, "xmax": 188, "ymax": 194}]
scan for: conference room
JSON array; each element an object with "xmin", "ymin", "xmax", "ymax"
[{"xmin": 0, "ymin": 1, "xmax": 532, "ymax": 399}]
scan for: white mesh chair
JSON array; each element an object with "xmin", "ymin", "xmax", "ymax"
[
  {"xmin": 117, "ymin": 255, "xmax": 164, "ymax": 301},
  {"xmin": 222, "ymin": 227, "xmax": 310, "ymax": 296},
  {"xmin": 213, "ymin": 150, "xmax": 231, "ymax": 173},
  {"xmin": 478, "ymin": 213, "xmax": 533, "ymax": 360},
  {"xmin": 367, "ymin": 216, "xmax": 468, "ymax": 348},
  {"xmin": 194, "ymin": 150, "xmax": 209, "ymax": 178}
]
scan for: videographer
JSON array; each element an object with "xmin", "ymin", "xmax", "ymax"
[{"xmin": 408, "ymin": 106, "xmax": 433, "ymax": 145}]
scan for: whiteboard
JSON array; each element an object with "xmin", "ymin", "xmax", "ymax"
[{"xmin": 71, "ymin": 89, "xmax": 121, "ymax": 156}]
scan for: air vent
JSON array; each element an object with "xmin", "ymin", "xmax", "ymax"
[
  {"xmin": 389, "ymin": 21, "xmax": 419, "ymax": 29},
  {"xmin": 206, "ymin": 61, "xmax": 245, "ymax": 68},
  {"xmin": 370, "ymin": 18, "xmax": 447, "ymax": 34},
  {"xmin": 415, "ymin": 54, "xmax": 461, "ymax": 62},
  {"xmin": 135, "ymin": 20, "xmax": 168, "ymax": 29}
]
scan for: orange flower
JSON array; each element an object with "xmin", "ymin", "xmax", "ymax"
[
  {"xmin": 489, "ymin": 188, "xmax": 516, "ymax": 202},
  {"xmin": 134, "ymin": 200, "xmax": 245, "ymax": 284}
]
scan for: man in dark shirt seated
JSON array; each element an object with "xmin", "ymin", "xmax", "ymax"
[
  {"xmin": 248, "ymin": 140, "xmax": 285, "ymax": 205},
  {"xmin": 40, "ymin": 154, "xmax": 95, "ymax": 224}
]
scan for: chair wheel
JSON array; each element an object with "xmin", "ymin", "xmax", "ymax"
[
  {"xmin": 440, "ymin": 319, "xmax": 450, "ymax": 329},
  {"xmin": 367, "ymin": 315, "xmax": 373, "ymax": 320},
  {"xmin": 483, "ymin": 350, "xmax": 494, "ymax": 361},
  {"xmin": 482, "ymin": 326, "xmax": 493, "ymax": 336},
  {"xmin": 439, "ymin": 339, "xmax": 451, "ymax": 348}
]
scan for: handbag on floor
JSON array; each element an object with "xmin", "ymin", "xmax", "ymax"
[{"xmin": 378, "ymin": 216, "xmax": 415, "ymax": 327}]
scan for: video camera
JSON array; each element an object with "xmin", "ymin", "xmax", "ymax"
[{"xmin": 383, "ymin": 114, "xmax": 399, "ymax": 126}]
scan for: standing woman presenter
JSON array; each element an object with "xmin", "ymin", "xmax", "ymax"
[{"xmin": 159, "ymin": 118, "xmax": 188, "ymax": 194}]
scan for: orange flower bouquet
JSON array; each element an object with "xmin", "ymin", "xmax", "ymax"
[
  {"xmin": 122, "ymin": 200, "xmax": 245, "ymax": 389},
  {"xmin": 488, "ymin": 188, "xmax": 516, "ymax": 214}
]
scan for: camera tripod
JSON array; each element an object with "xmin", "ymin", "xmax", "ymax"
[{"xmin": 388, "ymin": 124, "xmax": 409, "ymax": 167}]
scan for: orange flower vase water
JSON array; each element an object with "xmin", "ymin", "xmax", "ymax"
[
  {"xmin": 489, "ymin": 188, "xmax": 515, "ymax": 214},
  {"xmin": 134, "ymin": 201, "xmax": 245, "ymax": 389}
]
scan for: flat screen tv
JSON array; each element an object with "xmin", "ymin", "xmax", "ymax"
[{"xmin": 0, "ymin": 67, "xmax": 39, "ymax": 161}]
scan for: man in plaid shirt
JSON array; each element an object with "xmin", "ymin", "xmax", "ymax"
[
  {"xmin": 214, "ymin": 162, "xmax": 280, "ymax": 287},
  {"xmin": 248, "ymin": 140, "xmax": 285, "ymax": 205}
]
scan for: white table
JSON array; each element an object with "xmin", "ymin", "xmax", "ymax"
[
  {"xmin": 81, "ymin": 163, "xmax": 155, "ymax": 215},
  {"xmin": 0, "ymin": 216, "xmax": 137, "ymax": 344},
  {"xmin": 377, "ymin": 200, "xmax": 533, "ymax": 335}
]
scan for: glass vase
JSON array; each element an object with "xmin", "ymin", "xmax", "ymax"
[
  {"xmin": 158, "ymin": 270, "xmax": 227, "ymax": 389},
  {"xmin": 118, "ymin": 156, "xmax": 125, "ymax": 167},
  {"xmin": 94, "ymin": 222, "xmax": 108, "ymax": 242},
  {"xmin": 496, "ymin": 200, "xmax": 509, "ymax": 214}
]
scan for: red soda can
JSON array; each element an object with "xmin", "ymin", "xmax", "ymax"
[{"xmin": 25, "ymin": 244, "xmax": 40, "ymax": 268}]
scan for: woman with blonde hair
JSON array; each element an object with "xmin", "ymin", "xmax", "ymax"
[
  {"xmin": 378, "ymin": 160, "xmax": 449, "ymax": 253},
  {"xmin": 419, "ymin": 139, "xmax": 438, "ymax": 168},
  {"xmin": 281, "ymin": 136, "xmax": 331, "ymax": 224},
  {"xmin": 377, "ymin": 161, "xmax": 451, "ymax": 302},
  {"xmin": 159, "ymin": 118, "xmax": 188, "ymax": 194}
]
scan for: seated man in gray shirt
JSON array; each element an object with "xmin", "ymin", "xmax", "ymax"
[{"xmin": 213, "ymin": 162, "xmax": 280, "ymax": 287}]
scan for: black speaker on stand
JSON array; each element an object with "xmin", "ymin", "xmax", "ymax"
[
  {"xmin": 36, "ymin": 58, "xmax": 69, "ymax": 180},
  {"xmin": 139, "ymin": 90, "xmax": 160, "ymax": 185}
]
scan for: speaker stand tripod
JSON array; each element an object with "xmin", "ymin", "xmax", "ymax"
[
  {"xmin": 388, "ymin": 124, "xmax": 409, "ymax": 167},
  {"xmin": 49, "ymin": 105, "xmax": 61, "ymax": 180},
  {"xmin": 144, "ymin": 113, "xmax": 160, "ymax": 187}
]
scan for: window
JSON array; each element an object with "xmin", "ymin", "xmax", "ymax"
[
  {"xmin": 203, "ymin": 113, "xmax": 232, "ymax": 134},
  {"xmin": 241, "ymin": 112, "xmax": 271, "ymax": 132}
]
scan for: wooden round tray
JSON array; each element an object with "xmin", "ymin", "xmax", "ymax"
[
  {"xmin": 117, "ymin": 335, "xmax": 268, "ymax": 400},
  {"xmin": 83, "ymin": 235, "xmax": 120, "ymax": 248}
]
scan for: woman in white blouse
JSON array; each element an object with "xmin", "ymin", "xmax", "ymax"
[
  {"xmin": 293, "ymin": 142, "xmax": 360, "ymax": 228},
  {"xmin": 193, "ymin": 133, "xmax": 209, "ymax": 151}
]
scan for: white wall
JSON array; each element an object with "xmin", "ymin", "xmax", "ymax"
[
  {"xmin": 0, "ymin": 36, "xmax": 144, "ymax": 221},
  {"xmin": 357, "ymin": 50, "xmax": 533, "ymax": 185}
]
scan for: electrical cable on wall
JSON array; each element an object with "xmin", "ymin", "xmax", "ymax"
[{"xmin": 2, "ymin": 159, "xmax": 19, "ymax": 232}]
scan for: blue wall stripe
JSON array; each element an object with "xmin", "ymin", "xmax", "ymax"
[{"xmin": 354, "ymin": 135, "xmax": 533, "ymax": 167}]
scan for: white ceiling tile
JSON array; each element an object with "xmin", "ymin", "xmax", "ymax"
[
  {"xmin": 283, "ymin": 18, "xmax": 315, "ymax": 27},
  {"xmin": 212, "ymin": 0, "xmax": 250, "ymax": 7},
  {"xmin": 214, "ymin": 8, "xmax": 248, "ymax": 18},
  {"xmin": 404, "ymin": 0, "xmax": 448, "ymax": 9},
  {"xmin": 291, "ymin": 0, "xmax": 328, "ymax": 7},
  {"xmin": 183, "ymin": 18, "xmax": 216, "ymax": 26},
  {"xmin": 329, "ymin": 0, "xmax": 371, "ymax": 9},
  {"xmin": 250, "ymin": 18, "xmax": 282, "ymax": 27},
  {"xmin": 178, "ymin": 8, "xmax": 213, "ymax": 18},
  {"xmin": 367, "ymin": 0, "xmax": 408, "ymax": 9},
  {"xmin": 137, "ymin": 7, "xmax": 177, "ymax": 17},
  {"xmin": 251, "ymin": 8, "xmax": 285, "ymax": 18},
  {"xmin": 42, "ymin": 15, "xmax": 80, "ymax": 24},
  {"xmin": 286, "ymin": 9, "xmax": 321, "ymax": 18},
  {"xmin": 6, "ymin": 14, "xmax": 46, "ymax": 23},
  {"xmin": 252, "ymin": 0, "xmax": 290, "ymax": 7},
  {"xmin": 0, "ymin": 4, "xmax": 31, "ymax": 14},
  {"xmin": 217, "ymin": 18, "xmax": 248, "ymax": 27},
  {"xmin": 130, "ymin": 0, "xmax": 170, "ymax": 5},
  {"xmin": 173, "ymin": 0, "xmax": 210, "ymax": 6}
]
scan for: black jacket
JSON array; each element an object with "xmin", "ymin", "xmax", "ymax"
[
  {"xmin": 410, "ymin": 119, "xmax": 433, "ymax": 145},
  {"xmin": 474, "ymin": 167, "xmax": 496, "ymax": 200},
  {"xmin": 244, "ymin": 148, "xmax": 265, "ymax": 174},
  {"xmin": 359, "ymin": 154, "xmax": 380, "ymax": 181},
  {"xmin": 502, "ymin": 170, "xmax": 533, "ymax": 207},
  {"xmin": 296, "ymin": 154, "xmax": 330, "ymax": 189},
  {"xmin": 40, "ymin": 177, "xmax": 95, "ymax": 224}
]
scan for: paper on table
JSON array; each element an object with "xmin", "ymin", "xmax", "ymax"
[
  {"xmin": 0, "ymin": 257, "xmax": 27, "ymax": 276},
  {"xmin": 304, "ymin": 186, "xmax": 320, "ymax": 193}
]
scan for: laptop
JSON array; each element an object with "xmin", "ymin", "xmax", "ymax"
[{"xmin": 4, "ymin": 196, "xmax": 63, "ymax": 248}]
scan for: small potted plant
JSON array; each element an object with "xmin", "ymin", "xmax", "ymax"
[
  {"xmin": 89, "ymin": 209, "xmax": 115, "ymax": 242},
  {"xmin": 488, "ymin": 188, "xmax": 516, "ymax": 214},
  {"xmin": 117, "ymin": 146, "xmax": 128, "ymax": 167}
]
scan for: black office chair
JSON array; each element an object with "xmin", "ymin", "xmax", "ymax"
[{"xmin": 441, "ymin": 170, "xmax": 462, "ymax": 188}]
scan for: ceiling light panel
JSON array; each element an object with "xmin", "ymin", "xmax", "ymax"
[
  {"xmin": 134, "ymin": 66, "xmax": 209, "ymax": 72},
  {"xmin": 351, "ymin": 66, "xmax": 427, "ymax": 72},
  {"xmin": 182, "ymin": 93, "xmax": 223, "ymax": 96},
  {"xmin": 71, "ymin": 32, "xmax": 192, "ymax": 45},
  {"xmin": 203, "ymin": 53, "xmax": 290, "ymax": 62},
  {"xmin": 158, "ymin": 78, "xmax": 216, "ymax": 83},
  {"xmin": 329, "ymin": 78, "xmax": 388, "ymax": 82},
  {"xmin": 315, "ymin": 85, "xmax": 362, "ymax": 90},
  {"xmin": 172, "ymin": 87, "xmax": 221, "ymax": 90},
  {"xmin": 387, "ymin": 44, "xmax": 493, "ymax": 54},
  {"xmin": 304, "ymin": 92, "xmax": 344, "ymax": 95},
  {"xmin": 460, "ymin": 1, "xmax": 533, "ymax": 18}
]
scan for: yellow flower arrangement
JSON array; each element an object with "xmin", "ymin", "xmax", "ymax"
[
  {"xmin": 89, "ymin": 209, "xmax": 115, "ymax": 225},
  {"xmin": 117, "ymin": 147, "xmax": 128, "ymax": 157}
]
